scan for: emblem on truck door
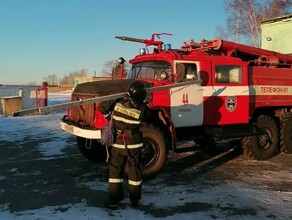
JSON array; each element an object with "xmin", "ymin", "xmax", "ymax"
[
  {"xmin": 182, "ymin": 93, "xmax": 189, "ymax": 105},
  {"xmin": 225, "ymin": 96, "xmax": 237, "ymax": 112}
]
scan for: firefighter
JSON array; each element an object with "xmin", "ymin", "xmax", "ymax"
[{"xmin": 105, "ymin": 81, "xmax": 151, "ymax": 210}]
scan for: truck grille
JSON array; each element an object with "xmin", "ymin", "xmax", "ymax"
[{"xmin": 70, "ymin": 93, "xmax": 96, "ymax": 127}]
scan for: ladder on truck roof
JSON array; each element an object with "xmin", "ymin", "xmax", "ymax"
[{"xmin": 181, "ymin": 38, "xmax": 292, "ymax": 66}]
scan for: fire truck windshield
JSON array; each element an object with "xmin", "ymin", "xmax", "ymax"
[{"xmin": 127, "ymin": 61, "xmax": 172, "ymax": 81}]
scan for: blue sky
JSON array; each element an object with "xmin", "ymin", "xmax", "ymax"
[{"xmin": 0, "ymin": 0, "xmax": 226, "ymax": 85}]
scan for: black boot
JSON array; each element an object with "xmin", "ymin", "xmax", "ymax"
[
  {"xmin": 131, "ymin": 199, "xmax": 139, "ymax": 208},
  {"xmin": 104, "ymin": 201, "xmax": 118, "ymax": 210}
]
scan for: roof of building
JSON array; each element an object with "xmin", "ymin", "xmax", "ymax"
[{"xmin": 261, "ymin": 14, "xmax": 292, "ymax": 24}]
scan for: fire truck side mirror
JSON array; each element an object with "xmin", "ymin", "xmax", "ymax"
[{"xmin": 118, "ymin": 57, "xmax": 126, "ymax": 64}]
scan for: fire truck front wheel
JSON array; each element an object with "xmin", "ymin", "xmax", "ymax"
[
  {"xmin": 140, "ymin": 124, "xmax": 168, "ymax": 180},
  {"xmin": 280, "ymin": 113, "xmax": 292, "ymax": 154},
  {"xmin": 77, "ymin": 137, "xmax": 107, "ymax": 162},
  {"xmin": 241, "ymin": 115, "xmax": 279, "ymax": 160}
]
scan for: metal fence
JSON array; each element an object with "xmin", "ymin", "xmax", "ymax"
[{"xmin": 0, "ymin": 85, "xmax": 48, "ymax": 115}]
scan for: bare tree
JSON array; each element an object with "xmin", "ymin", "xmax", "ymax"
[
  {"xmin": 217, "ymin": 0, "xmax": 292, "ymax": 46},
  {"xmin": 102, "ymin": 59, "xmax": 129, "ymax": 79},
  {"xmin": 59, "ymin": 68, "xmax": 88, "ymax": 85},
  {"xmin": 43, "ymin": 74, "xmax": 58, "ymax": 86}
]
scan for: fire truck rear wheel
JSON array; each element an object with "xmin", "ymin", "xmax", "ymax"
[
  {"xmin": 280, "ymin": 113, "xmax": 292, "ymax": 154},
  {"xmin": 139, "ymin": 124, "xmax": 168, "ymax": 180},
  {"xmin": 77, "ymin": 137, "xmax": 107, "ymax": 162},
  {"xmin": 241, "ymin": 115, "xmax": 279, "ymax": 160}
]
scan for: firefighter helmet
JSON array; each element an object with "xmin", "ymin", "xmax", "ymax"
[{"xmin": 127, "ymin": 81, "xmax": 146, "ymax": 102}]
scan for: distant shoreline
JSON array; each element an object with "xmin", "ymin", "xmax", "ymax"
[
  {"xmin": 47, "ymin": 86, "xmax": 74, "ymax": 93},
  {"xmin": 0, "ymin": 85, "xmax": 74, "ymax": 93}
]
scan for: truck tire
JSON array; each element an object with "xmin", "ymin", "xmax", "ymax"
[
  {"xmin": 77, "ymin": 125, "xmax": 168, "ymax": 179},
  {"xmin": 241, "ymin": 115, "xmax": 279, "ymax": 160},
  {"xmin": 140, "ymin": 124, "xmax": 168, "ymax": 179},
  {"xmin": 280, "ymin": 113, "xmax": 292, "ymax": 154},
  {"xmin": 77, "ymin": 137, "xmax": 107, "ymax": 162}
]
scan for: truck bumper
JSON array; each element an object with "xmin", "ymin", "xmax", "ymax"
[{"xmin": 60, "ymin": 120, "xmax": 101, "ymax": 139}]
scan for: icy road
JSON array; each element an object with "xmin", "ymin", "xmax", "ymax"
[{"xmin": 0, "ymin": 92, "xmax": 291, "ymax": 220}]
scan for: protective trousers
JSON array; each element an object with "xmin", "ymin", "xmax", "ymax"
[{"xmin": 108, "ymin": 148, "xmax": 142, "ymax": 204}]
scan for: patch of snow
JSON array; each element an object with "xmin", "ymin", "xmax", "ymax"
[{"xmin": 0, "ymin": 92, "xmax": 291, "ymax": 220}]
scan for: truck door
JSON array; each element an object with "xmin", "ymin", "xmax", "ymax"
[
  {"xmin": 170, "ymin": 62, "xmax": 203, "ymax": 127},
  {"xmin": 211, "ymin": 62, "xmax": 249, "ymax": 125}
]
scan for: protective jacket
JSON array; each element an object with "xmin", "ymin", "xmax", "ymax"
[{"xmin": 112, "ymin": 98, "xmax": 149, "ymax": 152}]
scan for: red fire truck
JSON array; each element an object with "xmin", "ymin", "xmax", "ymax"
[{"xmin": 60, "ymin": 33, "xmax": 292, "ymax": 179}]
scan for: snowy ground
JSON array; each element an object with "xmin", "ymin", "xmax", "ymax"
[{"xmin": 0, "ymin": 92, "xmax": 291, "ymax": 220}]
